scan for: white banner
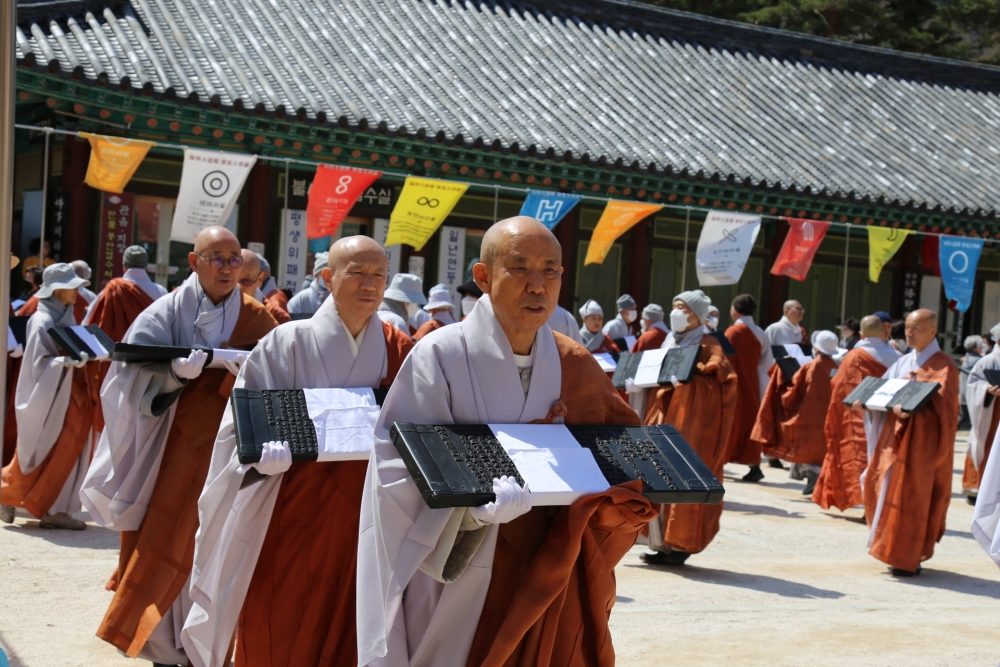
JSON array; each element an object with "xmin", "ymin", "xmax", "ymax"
[
  {"xmin": 278, "ymin": 209, "xmax": 307, "ymax": 292},
  {"xmin": 170, "ymin": 148, "xmax": 256, "ymax": 243},
  {"xmin": 372, "ymin": 217, "xmax": 401, "ymax": 279},
  {"xmin": 695, "ymin": 210, "xmax": 761, "ymax": 286},
  {"xmin": 437, "ymin": 226, "xmax": 466, "ymax": 307}
]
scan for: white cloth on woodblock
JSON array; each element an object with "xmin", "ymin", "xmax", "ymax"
[
  {"xmin": 854, "ymin": 336, "xmax": 902, "ymax": 368},
  {"xmin": 967, "ymin": 345, "xmax": 1000, "ymax": 475},
  {"xmin": 734, "ymin": 315, "xmax": 775, "ymax": 398},
  {"xmin": 765, "ymin": 315, "xmax": 804, "ymax": 345},
  {"xmin": 547, "ymin": 305, "xmax": 583, "ymax": 345},
  {"xmin": 973, "ymin": 420, "xmax": 1000, "ymax": 568},
  {"xmin": 181, "ymin": 299, "xmax": 389, "ymax": 667},
  {"xmin": 357, "ymin": 295, "xmax": 562, "ymax": 667}
]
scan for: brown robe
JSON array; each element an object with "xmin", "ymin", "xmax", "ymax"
[
  {"xmin": 643, "ymin": 335, "xmax": 737, "ymax": 554},
  {"xmin": 863, "ymin": 351, "xmax": 958, "ymax": 572},
  {"xmin": 464, "ymin": 333, "xmax": 657, "ymax": 667},
  {"xmin": 631, "ymin": 327, "xmax": 667, "ymax": 353},
  {"xmin": 963, "ymin": 405, "xmax": 999, "ymax": 494},
  {"xmin": 235, "ymin": 322, "xmax": 413, "ymax": 667},
  {"xmin": 724, "ymin": 323, "xmax": 764, "ymax": 465},
  {"xmin": 263, "ymin": 288, "xmax": 291, "ymax": 325},
  {"xmin": 812, "ymin": 349, "xmax": 887, "ymax": 511},
  {"xmin": 97, "ymin": 292, "xmax": 277, "ymax": 657},
  {"xmin": 413, "ymin": 317, "xmax": 447, "ymax": 341}
]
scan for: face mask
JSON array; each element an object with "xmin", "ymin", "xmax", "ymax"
[
  {"xmin": 707, "ymin": 316, "xmax": 719, "ymax": 330},
  {"xmin": 640, "ymin": 320, "xmax": 649, "ymax": 333},
  {"xmin": 669, "ymin": 308, "xmax": 690, "ymax": 333},
  {"xmin": 623, "ymin": 309, "xmax": 637, "ymax": 323},
  {"xmin": 461, "ymin": 296, "xmax": 477, "ymax": 316},
  {"xmin": 406, "ymin": 303, "xmax": 420, "ymax": 318}
]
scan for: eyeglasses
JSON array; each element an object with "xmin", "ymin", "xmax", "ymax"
[
  {"xmin": 238, "ymin": 276, "xmax": 259, "ymax": 286},
  {"xmin": 194, "ymin": 253, "xmax": 243, "ymax": 270}
]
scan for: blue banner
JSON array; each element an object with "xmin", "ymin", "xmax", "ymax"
[
  {"xmin": 939, "ymin": 236, "xmax": 985, "ymax": 312},
  {"xmin": 518, "ymin": 190, "xmax": 582, "ymax": 229},
  {"xmin": 308, "ymin": 236, "xmax": 330, "ymax": 253}
]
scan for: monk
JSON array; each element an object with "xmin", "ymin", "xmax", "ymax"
[
  {"xmin": 377, "ymin": 272, "xmax": 424, "ymax": 335},
  {"xmin": 288, "ymin": 252, "xmax": 330, "ymax": 318},
  {"xmin": 182, "ymin": 236, "xmax": 413, "ymax": 667},
  {"xmin": 765, "ymin": 299, "xmax": 807, "ymax": 345},
  {"xmin": 752, "ymin": 331, "xmax": 840, "ymax": 496},
  {"xmin": 357, "ymin": 217, "xmax": 655, "ymax": 667},
  {"xmin": 578, "ymin": 299, "xmax": 621, "ymax": 356},
  {"xmin": 0, "ymin": 264, "xmax": 96, "ymax": 529},
  {"xmin": 963, "ymin": 322, "xmax": 1000, "ymax": 505},
  {"xmin": 237, "ymin": 249, "xmax": 265, "ymax": 301},
  {"xmin": 413, "ymin": 283, "xmax": 457, "ymax": 341},
  {"xmin": 861, "ymin": 309, "xmax": 958, "ymax": 577},
  {"xmin": 724, "ymin": 294, "xmax": 774, "ymax": 482},
  {"xmin": 602, "ymin": 293, "xmax": 637, "ymax": 340},
  {"xmin": 629, "ymin": 289, "xmax": 737, "ymax": 566},
  {"xmin": 80, "ymin": 226, "xmax": 277, "ymax": 664},
  {"xmin": 631, "ymin": 303, "xmax": 668, "ymax": 352},
  {"xmin": 812, "ymin": 315, "xmax": 899, "ymax": 512},
  {"xmin": 259, "ymin": 256, "xmax": 291, "ymax": 325}
]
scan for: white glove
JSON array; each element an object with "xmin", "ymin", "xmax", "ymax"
[
  {"xmin": 56, "ymin": 352, "xmax": 89, "ymax": 368},
  {"xmin": 237, "ymin": 440, "xmax": 292, "ymax": 476},
  {"xmin": 9, "ymin": 344, "xmax": 22, "ymax": 358},
  {"xmin": 171, "ymin": 349, "xmax": 208, "ymax": 380},
  {"xmin": 625, "ymin": 378, "xmax": 642, "ymax": 395},
  {"xmin": 670, "ymin": 374, "xmax": 679, "ymax": 388},
  {"xmin": 220, "ymin": 354, "xmax": 246, "ymax": 378},
  {"xmin": 469, "ymin": 476, "xmax": 532, "ymax": 525}
]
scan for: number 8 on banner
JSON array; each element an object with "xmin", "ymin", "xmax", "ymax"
[{"xmin": 306, "ymin": 165, "xmax": 382, "ymax": 240}]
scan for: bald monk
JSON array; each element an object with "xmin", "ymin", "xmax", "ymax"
[
  {"xmin": 765, "ymin": 299, "xmax": 807, "ymax": 345},
  {"xmin": 358, "ymin": 217, "xmax": 655, "ymax": 667},
  {"xmin": 724, "ymin": 294, "xmax": 774, "ymax": 483},
  {"xmin": 631, "ymin": 303, "xmax": 668, "ymax": 352},
  {"xmin": 237, "ymin": 248, "xmax": 265, "ymax": 302},
  {"xmin": 0, "ymin": 264, "xmax": 96, "ymax": 529},
  {"xmin": 812, "ymin": 315, "xmax": 899, "ymax": 512},
  {"xmin": 182, "ymin": 237, "xmax": 413, "ymax": 667},
  {"xmin": 413, "ymin": 283, "xmax": 457, "ymax": 341},
  {"xmin": 963, "ymin": 322, "xmax": 1000, "ymax": 505},
  {"xmin": 752, "ymin": 331, "xmax": 840, "ymax": 496},
  {"xmin": 80, "ymin": 226, "xmax": 277, "ymax": 664},
  {"xmin": 629, "ymin": 290, "xmax": 737, "ymax": 566},
  {"xmin": 259, "ymin": 256, "xmax": 291, "ymax": 325},
  {"xmin": 861, "ymin": 309, "xmax": 958, "ymax": 577}
]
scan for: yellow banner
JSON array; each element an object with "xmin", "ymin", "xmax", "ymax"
[
  {"xmin": 386, "ymin": 177, "xmax": 469, "ymax": 250},
  {"xmin": 584, "ymin": 200, "xmax": 663, "ymax": 265},
  {"xmin": 868, "ymin": 226, "xmax": 911, "ymax": 282},
  {"xmin": 80, "ymin": 132, "xmax": 155, "ymax": 194}
]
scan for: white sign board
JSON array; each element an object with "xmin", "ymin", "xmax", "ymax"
[
  {"xmin": 437, "ymin": 225, "xmax": 466, "ymax": 307},
  {"xmin": 695, "ymin": 210, "xmax": 761, "ymax": 287},
  {"xmin": 278, "ymin": 209, "xmax": 307, "ymax": 292},
  {"xmin": 372, "ymin": 218, "xmax": 401, "ymax": 279},
  {"xmin": 408, "ymin": 256, "xmax": 425, "ymax": 279},
  {"xmin": 171, "ymin": 148, "xmax": 256, "ymax": 243}
]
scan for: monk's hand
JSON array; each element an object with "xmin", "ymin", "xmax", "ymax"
[
  {"xmin": 988, "ymin": 385, "xmax": 1000, "ymax": 396},
  {"xmin": 237, "ymin": 441, "xmax": 292, "ymax": 476},
  {"xmin": 851, "ymin": 400, "xmax": 864, "ymax": 412},
  {"xmin": 56, "ymin": 352, "xmax": 89, "ymax": 368},
  {"xmin": 171, "ymin": 349, "xmax": 207, "ymax": 380},
  {"xmin": 8, "ymin": 344, "xmax": 22, "ymax": 359},
  {"xmin": 624, "ymin": 378, "xmax": 642, "ymax": 394},
  {"xmin": 892, "ymin": 404, "xmax": 909, "ymax": 419},
  {"xmin": 220, "ymin": 354, "xmax": 246, "ymax": 378},
  {"xmin": 469, "ymin": 476, "xmax": 532, "ymax": 525}
]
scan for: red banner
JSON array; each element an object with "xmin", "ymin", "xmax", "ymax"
[
  {"xmin": 98, "ymin": 192, "xmax": 135, "ymax": 289},
  {"xmin": 770, "ymin": 218, "xmax": 829, "ymax": 282},
  {"xmin": 306, "ymin": 164, "xmax": 382, "ymax": 239}
]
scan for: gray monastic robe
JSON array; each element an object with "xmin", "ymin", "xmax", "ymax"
[
  {"xmin": 287, "ymin": 275, "xmax": 330, "ymax": 315},
  {"xmin": 547, "ymin": 305, "xmax": 584, "ymax": 345},
  {"xmin": 968, "ymin": 345, "xmax": 1000, "ymax": 476},
  {"xmin": 765, "ymin": 315, "xmax": 804, "ymax": 345}
]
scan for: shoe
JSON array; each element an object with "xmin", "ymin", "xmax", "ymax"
[
  {"xmin": 802, "ymin": 470, "xmax": 819, "ymax": 496},
  {"xmin": 640, "ymin": 549, "xmax": 690, "ymax": 566},
  {"xmin": 767, "ymin": 457, "xmax": 786, "ymax": 469},
  {"xmin": 39, "ymin": 512, "xmax": 86, "ymax": 530},
  {"xmin": 890, "ymin": 565, "xmax": 922, "ymax": 577},
  {"xmin": 0, "ymin": 505, "xmax": 13, "ymax": 524},
  {"xmin": 967, "ymin": 495, "xmax": 977, "ymax": 506},
  {"xmin": 742, "ymin": 465, "xmax": 764, "ymax": 483}
]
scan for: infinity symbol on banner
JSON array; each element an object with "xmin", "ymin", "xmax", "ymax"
[
  {"xmin": 722, "ymin": 228, "xmax": 739, "ymax": 243},
  {"xmin": 417, "ymin": 197, "xmax": 440, "ymax": 208}
]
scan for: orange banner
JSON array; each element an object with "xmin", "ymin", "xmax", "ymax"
[
  {"xmin": 584, "ymin": 200, "xmax": 663, "ymax": 265},
  {"xmin": 80, "ymin": 132, "xmax": 155, "ymax": 194}
]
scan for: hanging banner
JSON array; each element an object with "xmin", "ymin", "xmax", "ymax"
[
  {"xmin": 437, "ymin": 226, "xmax": 466, "ymax": 307},
  {"xmin": 868, "ymin": 227, "xmax": 911, "ymax": 282},
  {"xmin": 385, "ymin": 177, "xmax": 468, "ymax": 250},
  {"xmin": 80, "ymin": 132, "xmax": 155, "ymax": 194},
  {"xmin": 584, "ymin": 200, "xmax": 663, "ymax": 265},
  {"xmin": 695, "ymin": 210, "xmax": 762, "ymax": 286},
  {"xmin": 306, "ymin": 164, "xmax": 382, "ymax": 239},
  {"xmin": 940, "ymin": 236, "xmax": 985, "ymax": 313},
  {"xmin": 97, "ymin": 192, "xmax": 135, "ymax": 289},
  {"xmin": 278, "ymin": 209, "xmax": 308, "ymax": 293},
  {"xmin": 518, "ymin": 190, "xmax": 582, "ymax": 230},
  {"xmin": 770, "ymin": 218, "xmax": 830, "ymax": 281},
  {"xmin": 921, "ymin": 234, "xmax": 941, "ymax": 276},
  {"xmin": 171, "ymin": 148, "xmax": 256, "ymax": 243}
]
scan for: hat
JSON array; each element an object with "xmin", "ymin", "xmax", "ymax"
[
  {"xmin": 424, "ymin": 284, "xmax": 454, "ymax": 311},
  {"xmin": 312, "ymin": 252, "xmax": 329, "ymax": 275},
  {"xmin": 642, "ymin": 303, "xmax": 664, "ymax": 322},
  {"xmin": 457, "ymin": 278, "xmax": 483, "ymax": 299},
  {"xmin": 579, "ymin": 299, "xmax": 603, "ymax": 319},
  {"xmin": 872, "ymin": 310, "xmax": 892, "ymax": 323},
  {"xmin": 991, "ymin": 323, "xmax": 1000, "ymax": 342},
  {"xmin": 123, "ymin": 246, "xmax": 148, "ymax": 269},
  {"xmin": 384, "ymin": 273, "xmax": 427, "ymax": 304},
  {"xmin": 674, "ymin": 289, "xmax": 712, "ymax": 323},
  {"xmin": 813, "ymin": 330, "xmax": 840, "ymax": 357},
  {"xmin": 836, "ymin": 318, "xmax": 858, "ymax": 334},
  {"xmin": 732, "ymin": 294, "xmax": 756, "ymax": 316},
  {"xmin": 616, "ymin": 294, "xmax": 637, "ymax": 311},
  {"xmin": 35, "ymin": 262, "xmax": 89, "ymax": 299},
  {"xmin": 258, "ymin": 256, "xmax": 271, "ymax": 274},
  {"xmin": 707, "ymin": 305, "xmax": 720, "ymax": 316}
]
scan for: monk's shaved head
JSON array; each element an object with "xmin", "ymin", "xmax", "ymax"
[
  {"xmin": 329, "ymin": 235, "xmax": 387, "ymax": 272},
  {"xmin": 193, "ymin": 225, "xmax": 239, "ymax": 254},
  {"xmin": 480, "ymin": 216, "xmax": 561, "ymax": 269},
  {"xmin": 322, "ymin": 235, "xmax": 389, "ymax": 337},
  {"xmin": 189, "ymin": 225, "xmax": 241, "ymax": 304},
  {"xmin": 905, "ymin": 308, "xmax": 938, "ymax": 353},
  {"xmin": 908, "ymin": 308, "xmax": 937, "ymax": 328},
  {"xmin": 783, "ymin": 299, "xmax": 804, "ymax": 325},
  {"xmin": 860, "ymin": 315, "xmax": 882, "ymax": 338},
  {"xmin": 240, "ymin": 249, "xmax": 261, "ymax": 276}
]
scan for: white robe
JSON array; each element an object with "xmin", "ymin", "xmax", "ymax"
[
  {"xmin": 547, "ymin": 305, "xmax": 584, "ymax": 345},
  {"xmin": 973, "ymin": 421, "xmax": 1000, "ymax": 568},
  {"xmin": 182, "ymin": 299, "xmax": 390, "ymax": 667},
  {"xmin": 967, "ymin": 346, "xmax": 1000, "ymax": 476},
  {"xmin": 734, "ymin": 315, "xmax": 774, "ymax": 399},
  {"xmin": 765, "ymin": 316, "xmax": 804, "ymax": 345},
  {"xmin": 287, "ymin": 275, "xmax": 329, "ymax": 315},
  {"xmin": 854, "ymin": 336, "xmax": 901, "ymax": 368},
  {"xmin": 602, "ymin": 313, "xmax": 630, "ymax": 341},
  {"xmin": 357, "ymin": 296, "xmax": 562, "ymax": 667},
  {"xmin": 409, "ymin": 307, "xmax": 431, "ymax": 331}
]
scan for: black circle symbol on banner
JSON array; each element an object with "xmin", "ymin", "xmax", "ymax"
[
  {"xmin": 417, "ymin": 197, "xmax": 440, "ymax": 208},
  {"xmin": 202, "ymin": 171, "xmax": 230, "ymax": 198}
]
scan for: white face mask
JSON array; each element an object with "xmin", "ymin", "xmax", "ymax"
[
  {"xmin": 669, "ymin": 308, "xmax": 691, "ymax": 333},
  {"xmin": 461, "ymin": 296, "xmax": 477, "ymax": 316},
  {"xmin": 623, "ymin": 309, "xmax": 637, "ymax": 323},
  {"xmin": 406, "ymin": 302, "xmax": 420, "ymax": 318},
  {"xmin": 706, "ymin": 316, "xmax": 719, "ymax": 330}
]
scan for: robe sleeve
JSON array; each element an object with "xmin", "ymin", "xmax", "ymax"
[{"xmin": 968, "ymin": 356, "xmax": 996, "ymax": 470}]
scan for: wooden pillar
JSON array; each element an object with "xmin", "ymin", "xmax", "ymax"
[
  {"xmin": 764, "ymin": 219, "xmax": 788, "ymax": 325},
  {"xmin": 555, "ymin": 205, "xmax": 578, "ymax": 309},
  {"xmin": 245, "ymin": 161, "xmax": 271, "ymax": 246},
  {"xmin": 627, "ymin": 218, "xmax": 649, "ymax": 305},
  {"xmin": 62, "ymin": 135, "xmax": 90, "ymax": 262}
]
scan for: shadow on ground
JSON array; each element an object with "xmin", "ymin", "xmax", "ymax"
[
  {"xmin": 723, "ymin": 501, "xmax": 805, "ymax": 519},
  {"xmin": 1, "ymin": 518, "xmax": 118, "ymax": 551},
  {"xmin": 895, "ymin": 569, "xmax": 1000, "ymax": 599},
  {"xmin": 624, "ymin": 564, "xmax": 845, "ymax": 599}
]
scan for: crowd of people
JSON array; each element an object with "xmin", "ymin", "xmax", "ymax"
[{"xmin": 0, "ymin": 217, "xmax": 995, "ymax": 666}]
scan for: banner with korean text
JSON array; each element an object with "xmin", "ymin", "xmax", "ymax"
[
  {"xmin": 584, "ymin": 200, "xmax": 663, "ymax": 265},
  {"xmin": 940, "ymin": 236, "xmax": 984, "ymax": 312},
  {"xmin": 306, "ymin": 164, "xmax": 382, "ymax": 239},
  {"xmin": 80, "ymin": 133, "xmax": 155, "ymax": 194},
  {"xmin": 695, "ymin": 210, "xmax": 761, "ymax": 286},
  {"xmin": 519, "ymin": 190, "xmax": 582, "ymax": 229},
  {"xmin": 770, "ymin": 218, "xmax": 830, "ymax": 281},
  {"xmin": 278, "ymin": 209, "xmax": 308, "ymax": 293},
  {"xmin": 437, "ymin": 226, "xmax": 466, "ymax": 307},
  {"xmin": 97, "ymin": 192, "xmax": 134, "ymax": 289},
  {"xmin": 171, "ymin": 149, "xmax": 256, "ymax": 243},
  {"xmin": 868, "ymin": 227, "xmax": 911, "ymax": 282},
  {"xmin": 386, "ymin": 177, "xmax": 468, "ymax": 250}
]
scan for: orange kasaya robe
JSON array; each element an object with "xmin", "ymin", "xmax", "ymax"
[
  {"xmin": 263, "ymin": 288, "xmax": 291, "ymax": 325},
  {"xmin": 724, "ymin": 323, "xmax": 764, "ymax": 465},
  {"xmin": 413, "ymin": 317, "xmax": 447, "ymax": 341},
  {"xmin": 234, "ymin": 322, "xmax": 413, "ymax": 667},
  {"xmin": 465, "ymin": 333, "xmax": 656, "ymax": 667},
  {"xmin": 753, "ymin": 355, "xmax": 837, "ymax": 465},
  {"xmin": 85, "ymin": 278, "xmax": 156, "ymax": 433},
  {"xmin": 631, "ymin": 326, "xmax": 667, "ymax": 353},
  {"xmin": 97, "ymin": 293, "xmax": 277, "ymax": 658},
  {"xmin": 642, "ymin": 335, "xmax": 737, "ymax": 554},
  {"xmin": 812, "ymin": 349, "xmax": 887, "ymax": 511},
  {"xmin": 15, "ymin": 296, "xmax": 38, "ymax": 317},
  {"xmin": 963, "ymin": 406, "xmax": 1000, "ymax": 494},
  {"xmin": 863, "ymin": 351, "xmax": 959, "ymax": 572}
]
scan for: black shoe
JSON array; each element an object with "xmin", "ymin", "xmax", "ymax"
[
  {"xmin": 767, "ymin": 457, "xmax": 786, "ymax": 469},
  {"xmin": 967, "ymin": 495, "xmax": 977, "ymax": 506},
  {"xmin": 802, "ymin": 479, "xmax": 817, "ymax": 496},
  {"xmin": 640, "ymin": 549, "xmax": 690, "ymax": 566},
  {"xmin": 742, "ymin": 465, "xmax": 764, "ymax": 483},
  {"xmin": 890, "ymin": 565, "xmax": 922, "ymax": 577}
]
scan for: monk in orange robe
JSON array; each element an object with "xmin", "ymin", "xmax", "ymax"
[
  {"xmin": 862, "ymin": 309, "xmax": 958, "ymax": 576},
  {"xmin": 631, "ymin": 303, "xmax": 669, "ymax": 352}
]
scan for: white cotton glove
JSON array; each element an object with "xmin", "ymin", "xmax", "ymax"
[
  {"xmin": 8, "ymin": 344, "xmax": 22, "ymax": 358},
  {"xmin": 238, "ymin": 440, "xmax": 292, "ymax": 476},
  {"xmin": 56, "ymin": 352, "xmax": 88, "ymax": 368},
  {"xmin": 469, "ymin": 476, "xmax": 532, "ymax": 525},
  {"xmin": 670, "ymin": 374, "xmax": 679, "ymax": 388},
  {"xmin": 220, "ymin": 354, "xmax": 246, "ymax": 378},
  {"xmin": 624, "ymin": 378, "xmax": 642, "ymax": 395},
  {"xmin": 171, "ymin": 349, "xmax": 207, "ymax": 380}
]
